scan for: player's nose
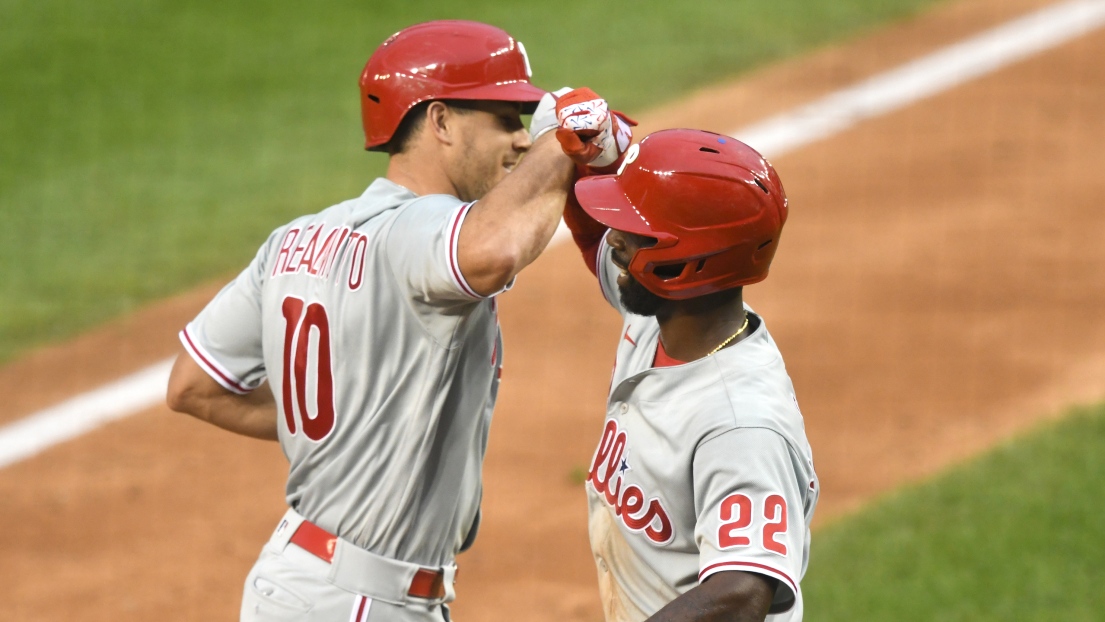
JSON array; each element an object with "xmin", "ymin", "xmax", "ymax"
[{"xmin": 513, "ymin": 126, "xmax": 532, "ymax": 152}]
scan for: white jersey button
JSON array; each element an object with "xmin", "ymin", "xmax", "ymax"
[{"xmin": 619, "ymin": 403, "xmax": 629, "ymax": 414}]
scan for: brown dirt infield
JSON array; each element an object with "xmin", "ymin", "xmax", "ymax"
[{"xmin": 2, "ymin": 0, "xmax": 1104, "ymax": 619}]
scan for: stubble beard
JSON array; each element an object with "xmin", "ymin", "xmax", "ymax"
[
  {"xmin": 456, "ymin": 142, "xmax": 505, "ymax": 202},
  {"xmin": 618, "ymin": 272, "xmax": 667, "ymax": 317},
  {"xmin": 469, "ymin": 175, "xmax": 496, "ymax": 202}
]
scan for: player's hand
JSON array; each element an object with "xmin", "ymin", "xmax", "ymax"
[
  {"xmin": 529, "ymin": 86, "xmax": 573, "ymax": 142},
  {"xmin": 554, "ymin": 87, "xmax": 636, "ymax": 169}
]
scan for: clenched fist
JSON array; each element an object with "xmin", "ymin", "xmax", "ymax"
[{"xmin": 553, "ymin": 88, "xmax": 635, "ymax": 169}]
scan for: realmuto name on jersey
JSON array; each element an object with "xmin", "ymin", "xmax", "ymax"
[
  {"xmin": 588, "ymin": 418, "xmax": 675, "ymax": 545},
  {"xmin": 271, "ymin": 224, "xmax": 371, "ymax": 291}
]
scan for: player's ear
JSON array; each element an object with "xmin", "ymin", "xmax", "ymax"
[{"xmin": 426, "ymin": 101, "xmax": 456, "ymax": 146}]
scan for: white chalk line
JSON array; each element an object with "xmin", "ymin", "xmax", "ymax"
[
  {"xmin": 550, "ymin": 0, "xmax": 1105, "ymax": 245},
  {"xmin": 0, "ymin": 361, "xmax": 173, "ymax": 469},
  {"xmin": 732, "ymin": 0, "xmax": 1105, "ymax": 157},
  {"xmin": 3, "ymin": 0, "xmax": 1104, "ymax": 470}
]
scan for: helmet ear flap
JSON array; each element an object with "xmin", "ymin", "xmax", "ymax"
[
  {"xmin": 647, "ymin": 256, "xmax": 712, "ymax": 282},
  {"xmin": 752, "ymin": 236, "xmax": 779, "ymax": 263},
  {"xmin": 633, "ymin": 247, "xmax": 721, "ymax": 299},
  {"xmin": 634, "ymin": 233, "xmax": 778, "ymax": 300},
  {"xmin": 650, "ymin": 262, "xmax": 688, "ymax": 280}
]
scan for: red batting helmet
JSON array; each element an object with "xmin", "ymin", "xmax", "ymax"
[
  {"xmin": 359, "ymin": 20, "xmax": 546, "ymax": 151},
  {"xmin": 575, "ymin": 129, "xmax": 788, "ymax": 300}
]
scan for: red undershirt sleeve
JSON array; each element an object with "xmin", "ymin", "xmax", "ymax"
[{"xmin": 563, "ymin": 171, "xmax": 609, "ymax": 277}]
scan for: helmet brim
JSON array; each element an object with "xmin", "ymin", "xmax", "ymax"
[
  {"xmin": 445, "ymin": 81, "xmax": 546, "ymax": 113},
  {"xmin": 575, "ymin": 175, "xmax": 655, "ymax": 238}
]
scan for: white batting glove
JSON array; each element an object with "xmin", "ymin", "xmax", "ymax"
[
  {"xmin": 554, "ymin": 87, "xmax": 635, "ymax": 169},
  {"xmin": 529, "ymin": 87, "xmax": 574, "ymax": 142}
]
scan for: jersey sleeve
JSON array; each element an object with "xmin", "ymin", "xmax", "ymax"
[
  {"xmin": 693, "ymin": 427, "xmax": 812, "ymax": 615},
  {"xmin": 179, "ymin": 237, "xmax": 273, "ymax": 395},
  {"xmin": 385, "ymin": 196, "xmax": 510, "ymax": 306}
]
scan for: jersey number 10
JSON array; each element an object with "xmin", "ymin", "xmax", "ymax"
[{"xmin": 280, "ymin": 296, "xmax": 336, "ymax": 441}]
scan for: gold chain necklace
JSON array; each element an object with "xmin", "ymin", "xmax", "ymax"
[{"xmin": 707, "ymin": 316, "xmax": 750, "ymax": 356}]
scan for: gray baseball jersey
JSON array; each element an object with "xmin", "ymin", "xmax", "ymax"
[
  {"xmin": 181, "ymin": 178, "xmax": 505, "ymax": 568},
  {"xmin": 585, "ymin": 238, "xmax": 818, "ymax": 621}
]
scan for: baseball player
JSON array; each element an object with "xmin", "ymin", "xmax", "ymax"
[
  {"xmin": 559, "ymin": 129, "xmax": 818, "ymax": 621},
  {"xmin": 164, "ymin": 21, "xmax": 631, "ymax": 622}
]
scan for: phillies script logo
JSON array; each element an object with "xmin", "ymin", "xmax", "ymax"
[{"xmin": 588, "ymin": 419, "xmax": 674, "ymax": 545}]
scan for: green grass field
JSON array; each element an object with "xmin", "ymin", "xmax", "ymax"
[
  {"xmin": 0, "ymin": 0, "xmax": 946, "ymax": 363},
  {"xmin": 803, "ymin": 404, "xmax": 1105, "ymax": 621},
  {"xmin": 7, "ymin": 2, "xmax": 1105, "ymax": 619}
]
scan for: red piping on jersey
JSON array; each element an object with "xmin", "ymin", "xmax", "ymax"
[
  {"xmin": 355, "ymin": 596, "xmax": 370, "ymax": 621},
  {"xmin": 181, "ymin": 327, "xmax": 250, "ymax": 394},
  {"xmin": 699, "ymin": 560, "xmax": 797, "ymax": 594},
  {"xmin": 447, "ymin": 203, "xmax": 480, "ymax": 299}
]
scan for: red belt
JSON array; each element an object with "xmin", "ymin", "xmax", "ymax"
[{"xmin": 289, "ymin": 519, "xmax": 447, "ymax": 600}]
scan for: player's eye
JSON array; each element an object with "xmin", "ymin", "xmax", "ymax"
[{"xmin": 499, "ymin": 115, "xmax": 524, "ymax": 132}]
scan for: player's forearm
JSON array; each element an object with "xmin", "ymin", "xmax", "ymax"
[
  {"xmin": 457, "ymin": 133, "xmax": 575, "ymax": 294},
  {"xmin": 166, "ymin": 352, "xmax": 279, "ymax": 441},
  {"xmin": 178, "ymin": 393, "xmax": 279, "ymax": 441},
  {"xmin": 645, "ymin": 572, "xmax": 775, "ymax": 622}
]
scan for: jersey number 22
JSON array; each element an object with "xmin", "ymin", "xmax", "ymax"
[{"xmin": 718, "ymin": 493, "xmax": 788, "ymax": 556}]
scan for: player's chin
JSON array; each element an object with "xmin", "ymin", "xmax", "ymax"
[
  {"xmin": 618, "ymin": 274, "xmax": 666, "ymax": 317},
  {"xmin": 485, "ymin": 167, "xmax": 510, "ymax": 192},
  {"xmin": 461, "ymin": 169, "xmax": 498, "ymax": 200}
]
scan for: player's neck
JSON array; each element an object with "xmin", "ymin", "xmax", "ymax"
[
  {"xmin": 655, "ymin": 288, "xmax": 747, "ymax": 362},
  {"xmin": 385, "ymin": 149, "xmax": 460, "ymax": 198}
]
